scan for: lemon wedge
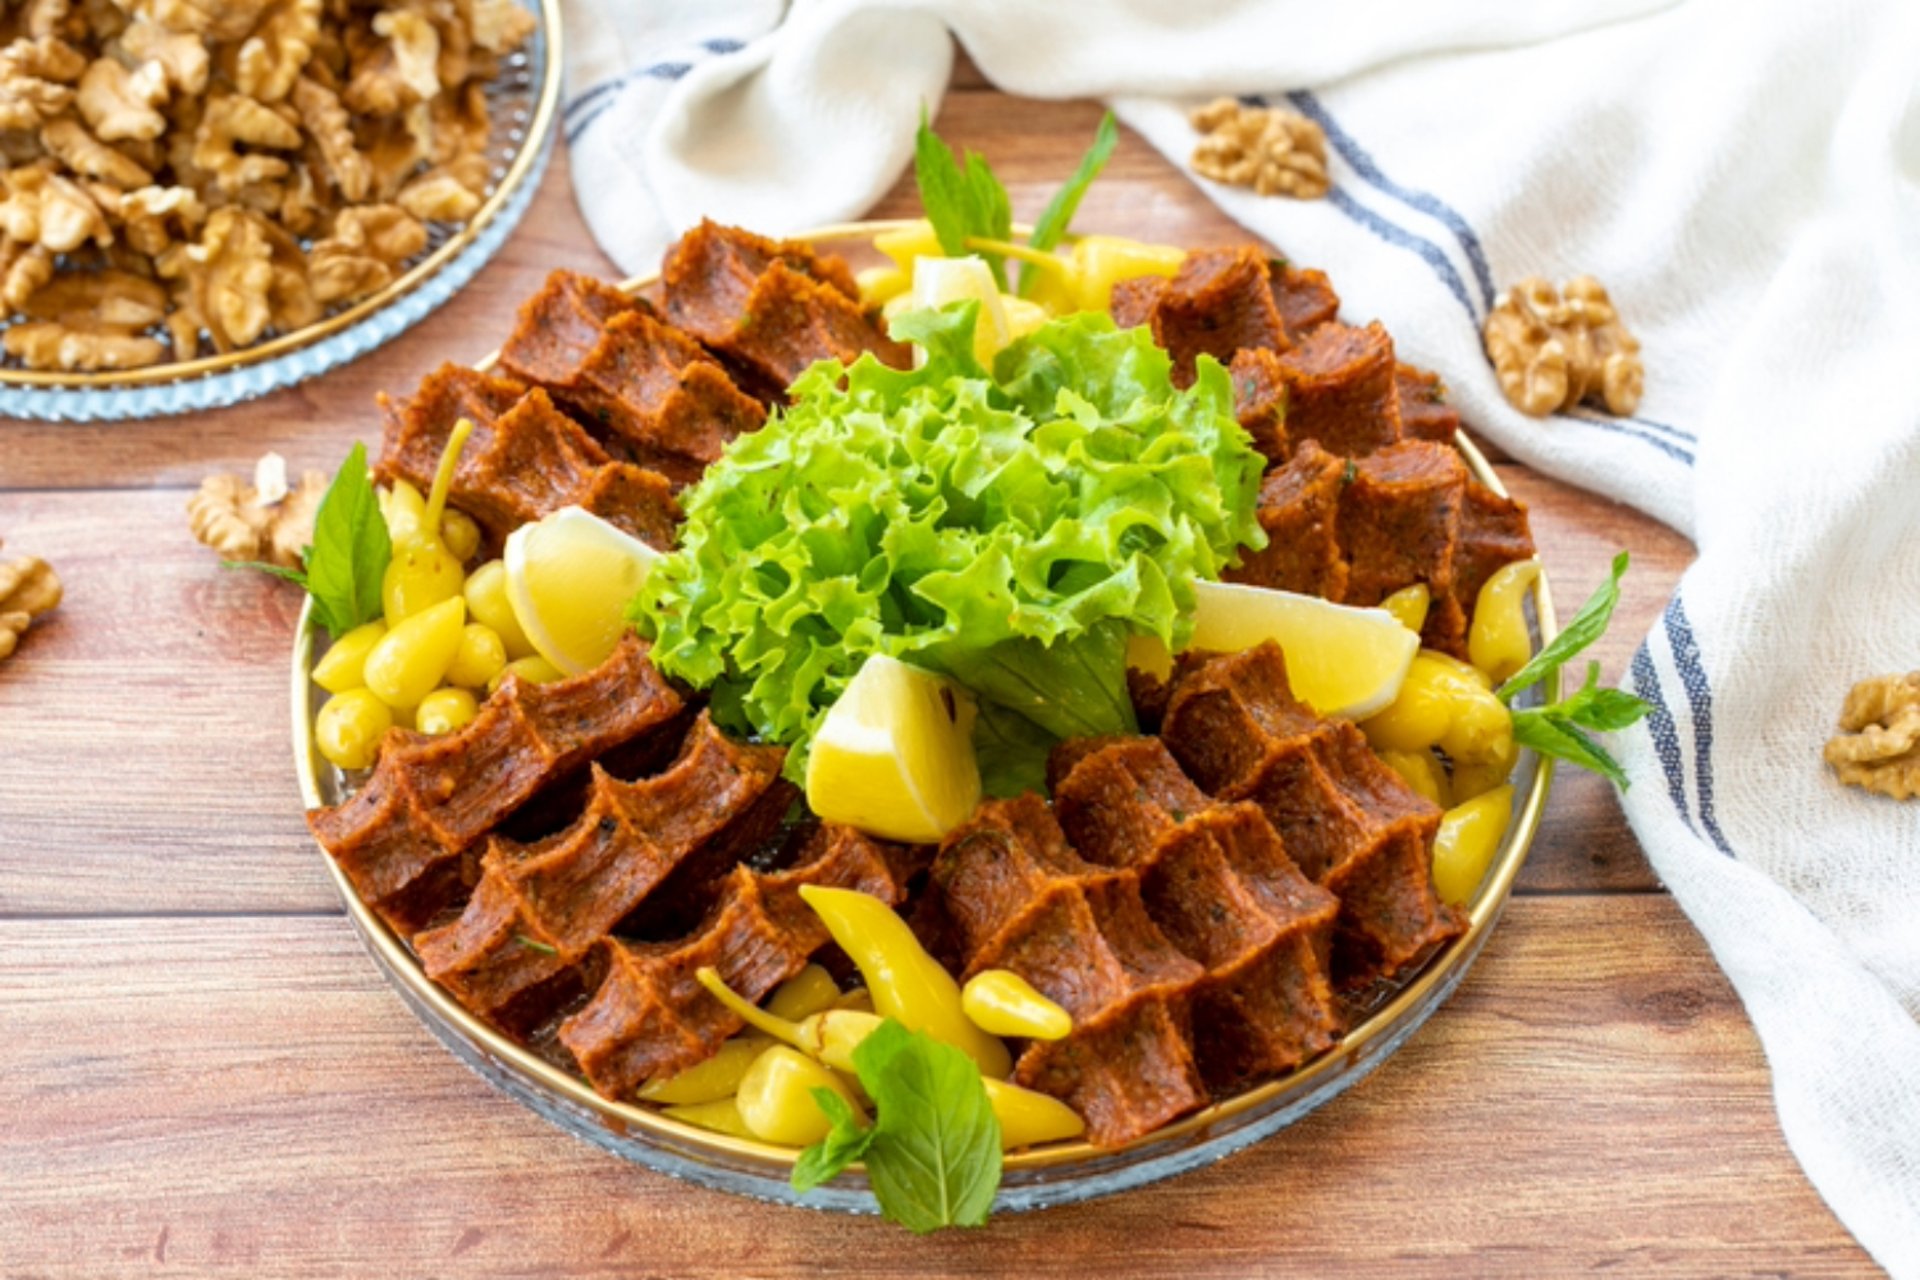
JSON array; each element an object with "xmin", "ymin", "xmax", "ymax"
[
  {"xmin": 910, "ymin": 255, "xmax": 1011, "ymax": 367},
  {"xmin": 503, "ymin": 506, "xmax": 659, "ymax": 676},
  {"xmin": 1128, "ymin": 580, "xmax": 1419, "ymax": 720},
  {"xmin": 805, "ymin": 654, "xmax": 981, "ymax": 843}
]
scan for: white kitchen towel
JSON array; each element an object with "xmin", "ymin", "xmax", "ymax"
[{"xmin": 558, "ymin": 0, "xmax": 1920, "ymax": 1269}]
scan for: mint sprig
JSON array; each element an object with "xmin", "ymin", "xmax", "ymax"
[
  {"xmin": 233, "ymin": 441, "xmax": 391, "ymax": 638},
  {"xmin": 914, "ymin": 107, "xmax": 1014, "ymax": 287},
  {"xmin": 1496, "ymin": 551, "xmax": 1651, "ymax": 788},
  {"xmin": 791, "ymin": 1019, "xmax": 1001, "ymax": 1233},
  {"xmin": 1019, "ymin": 110, "xmax": 1119, "ymax": 296}
]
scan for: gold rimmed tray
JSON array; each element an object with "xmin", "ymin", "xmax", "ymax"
[
  {"xmin": 291, "ymin": 222, "xmax": 1558, "ymax": 1212},
  {"xmin": 1, "ymin": 0, "xmax": 562, "ymax": 421}
]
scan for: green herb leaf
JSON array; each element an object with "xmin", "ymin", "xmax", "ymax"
[
  {"xmin": 284, "ymin": 442, "xmax": 391, "ymax": 638},
  {"xmin": 636, "ymin": 310, "xmax": 1263, "ymax": 783},
  {"xmin": 223, "ymin": 559, "xmax": 308, "ymax": 586},
  {"xmin": 913, "ymin": 108, "xmax": 1014, "ymax": 288},
  {"xmin": 791, "ymin": 1089, "xmax": 877, "ymax": 1194},
  {"xmin": 853, "ymin": 1019, "xmax": 1001, "ymax": 1233},
  {"xmin": 515, "ymin": 934, "xmax": 558, "ymax": 956},
  {"xmin": 1511, "ymin": 708, "xmax": 1630, "ymax": 788},
  {"xmin": 1019, "ymin": 111, "xmax": 1119, "ymax": 296},
  {"xmin": 1498, "ymin": 550, "xmax": 1629, "ymax": 703}
]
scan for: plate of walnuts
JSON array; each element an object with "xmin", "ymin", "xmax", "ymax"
[{"xmin": 0, "ymin": 0, "xmax": 560, "ymax": 421}]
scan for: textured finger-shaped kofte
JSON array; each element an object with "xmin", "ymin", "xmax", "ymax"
[
  {"xmin": 662, "ymin": 219, "xmax": 904, "ymax": 391},
  {"xmin": 1052, "ymin": 737, "xmax": 1343, "ymax": 1089},
  {"xmin": 1269, "ymin": 259, "xmax": 1340, "ymax": 341},
  {"xmin": 1160, "ymin": 644, "xmax": 1464, "ymax": 991},
  {"xmin": 1272, "ymin": 321, "xmax": 1405, "ymax": 457},
  {"xmin": 933, "ymin": 794, "xmax": 1208, "ymax": 1146},
  {"xmin": 1229, "ymin": 439, "xmax": 1533, "ymax": 658},
  {"xmin": 307, "ymin": 636, "xmax": 686, "ymax": 934},
  {"xmin": 559, "ymin": 825, "xmax": 923, "ymax": 1100},
  {"xmin": 376, "ymin": 364, "xmax": 683, "ymax": 550},
  {"xmin": 413, "ymin": 714, "xmax": 794, "ymax": 1032},
  {"xmin": 1395, "ymin": 363, "xmax": 1460, "ymax": 443},
  {"xmin": 497, "ymin": 268, "xmax": 769, "ymax": 488},
  {"xmin": 1229, "ymin": 348, "xmax": 1290, "ymax": 464},
  {"xmin": 1131, "ymin": 247, "xmax": 1291, "ymax": 389}
]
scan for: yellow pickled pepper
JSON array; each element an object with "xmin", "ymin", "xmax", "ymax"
[
  {"xmin": 1469, "ymin": 560, "xmax": 1542, "ymax": 685},
  {"xmin": 961, "ymin": 970, "xmax": 1072, "ymax": 1041},
  {"xmin": 797, "ymin": 886, "xmax": 1012, "ymax": 1079}
]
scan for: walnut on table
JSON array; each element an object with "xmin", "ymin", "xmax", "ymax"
[
  {"xmin": 0, "ymin": 539, "xmax": 63, "ymax": 662},
  {"xmin": 1188, "ymin": 97, "xmax": 1330, "ymax": 199},
  {"xmin": 1483, "ymin": 275, "xmax": 1644, "ymax": 418},
  {"xmin": 186, "ymin": 455, "xmax": 329, "ymax": 569},
  {"xmin": 1823, "ymin": 672, "xmax": 1920, "ymax": 801}
]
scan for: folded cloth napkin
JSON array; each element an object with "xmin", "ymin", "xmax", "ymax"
[{"xmin": 560, "ymin": 0, "xmax": 1920, "ymax": 1267}]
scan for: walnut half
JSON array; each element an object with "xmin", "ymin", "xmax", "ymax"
[
  {"xmin": 1188, "ymin": 97, "xmax": 1329, "ymax": 200},
  {"xmin": 1484, "ymin": 275, "xmax": 1644, "ymax": 418},
  {"xmin": 0, "ymin": 539, "xmax": 63, "ymax": 661},
  {"xmin": 1824, "ymin": 672, "xmax": 1920, "ymax": 801}
]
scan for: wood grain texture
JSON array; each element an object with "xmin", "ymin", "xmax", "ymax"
[
  {"xmin": 0, "ymin": 69, "xmax": 1873, "ymax": 1276},
  {"xmin": 0, "ymin": 902, "xmax": 1869, "ymax": 1278}
]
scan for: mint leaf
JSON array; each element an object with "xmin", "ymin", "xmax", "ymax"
[
  {"xmin": 913, "ymin": 109, "xmax": 1013, "ymax": 288},
  {"xmin": 851, "ymin": 1020, "xmax": 1001, "ymax": 1233},
  {"xmin": 792, "ymin": 1089, "xmax": 878, "ymax": 1194},
  {"xmin": 1489, "ymin": 553, "xmax": 1651, "ymax": 789},
  {"xmin": 1511, "ymin": 708, "xmax": 1629, "ymax": 787},
  {"xmin": 1498, "ymin": 551, "xmax": 1629, "ymax": 703},
  {"xmin": 299, "ymin": 442, "xmax": 391, "ymax": 638},
  {"xmin": 1020, "ymin": 111, "xmax": 1119, "ymax": 296}
]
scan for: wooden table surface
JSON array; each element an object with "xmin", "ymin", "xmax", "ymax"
[{"xmin": 0, "ymin": 69, "xmax": 1877, "ymax": 1278}]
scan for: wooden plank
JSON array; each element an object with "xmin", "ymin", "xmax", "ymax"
[
  {"xmin": 0, "ymin": 473, "xmax": 1689, "ymax": 916},
  {"xmin": 0, "ymin": 900, "xmax": 1869, "ymax": 1277}
]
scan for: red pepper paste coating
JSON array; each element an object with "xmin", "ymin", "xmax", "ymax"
[
  {"xmin": 1146, "ymin": 246, "xmax": 1290, "ymax": 389},
  {"xmin": 1272, "ymin": 320, "xmax": 1405, "ymax": 458},
  {"xmin": 1228, "ymin": 347, "xmax": 1289, "ymax": 465},
  {"xmin": 1269, "ymin": 259, "xmax": 1340, "ymax": 341},
  {"xmin": 1227, "ymin": 439, "xmax": 1351, "ymax": 600},
  {"xmin": 1395, "ymin": 362, "xmax": 1460, "ymax": 443},
  {"xmin": 308, "ymin": 636, "xmax": 686, "ymax": 934},
  {"xmin": 559, "ymin": 824, "xmax": 922, "ymax": 1100},
  {"xmin": 376, "ymin": 368, "xmax": 683, "ymax": 551},
  {"xmin": 1052, "ymin": 737, "xmax": 1344, "ymax": 1090},
  {"xmin": 933, "ymin": 794, "xmax": 1208, "ymax": 1147},
  {"xmin": 414, "ymin": 714, "xmax": 792, "ymax": 1032},
  {"xmin": 495, "ymin": 269, "xmax": 640, "ymax": 390},
  {"xmin": 1160, "ymin": 644, "xmax": 1464, "ymax": 990}
]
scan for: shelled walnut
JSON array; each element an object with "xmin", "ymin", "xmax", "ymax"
[
  {"xmin": 0, "ymin": 539, "xmax": 63, "ymax": 661},
  {"xmin": 1484, "ymin": 276, "xmax": 1644, "ymax": 417},
  {"xmin": 0, "ymin": 0, "xmax": 538, "ymax": 373},
  {"xmin": 1188, "ymin": 98, "xmax": 1329, "ymax": 199},
  {"xmin": 1824, "ymin": 672, "xmax": 1920, "ymax": 801},
  {"xmin": 187, "ymin": 455, "xmax": 329, "ymax": 569}
]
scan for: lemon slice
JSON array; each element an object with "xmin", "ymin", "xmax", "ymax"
[
  {"xmin": 910, "ymin": 255, "xmax": 1011, "ymax": 367},
  {"xmin": 805, "ymin": 654, "xmax": 981, "ymax": 843},
  {"xmin": 1128, "ymin": 580, "xmax": 1419, "ymax": 720},
  {"xmin": 503, "ymin": 506, "xmax": 660, "ymax": 676}
]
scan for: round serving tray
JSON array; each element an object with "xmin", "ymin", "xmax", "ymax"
[
  {"xmin": 0, "ymin": 0, "xmax": 562, "ymax": 422},
  {"xmin": 292, "ymin": 222, "xmax": 1560, "ymax": 1214}
]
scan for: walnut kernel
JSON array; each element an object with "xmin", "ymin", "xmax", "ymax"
[
  {"xmin": 1484, "ymin": 275, "xmax": 1645, "ymax": 418},
  {"xmin": 1188, "ymin": 98, "xmax": 1329, "ymax": 200},
  {"xmin": 187, "ymin": 461, "xmax": 327, "ymax": 568},
  {"xmin": 1824, "ymin": 672, "xmax": 1920, "ymax": 801},
  {"xmin": 0, "ymin": 541, "xmax": 63, "ymax": 661}
]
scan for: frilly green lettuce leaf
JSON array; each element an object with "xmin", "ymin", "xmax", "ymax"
[{"xmin": 632, "ymin": 305, "xmax": 1265, "ymax": 780}]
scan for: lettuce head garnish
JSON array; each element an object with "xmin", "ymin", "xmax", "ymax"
[{"xmin": 632, "ymin": 303, "xmax": 1265, "ymax": 790}]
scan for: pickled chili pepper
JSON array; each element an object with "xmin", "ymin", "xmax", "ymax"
[
  {"xmin": 638, "ymin": 1036, "xmax": 768, "ymax": 1105},
  {"xmin": 695, "ymin": 969, "xmax": 1080, "ymax": 1150},
  {"xmin": 735, "ymin": 1045, "xmax": 864, "ymax": 1146},
  {"xmin": 796, "ymin": 886, "xmax": 1012, "ymax": 1079},
  {"xmin": 1430, "ymin": 784, "xmax": 1516, "ymax": 907},
  {"xmin": 1379, "ymin": 583, "xmax": 1431, "ymax": 634},
  {"xmin": 960, "ymin": 970, "xmax": 1072, "ymax": 1041},
  {"xmin": 663, "ymin": 1096, "xmax": 756, "ymax": 1140},
  {"xmin": 765, "ymin": 963, "xmax": 840, "ymax": 1023},
  {"xmin": 1469, "ymin": 559, "xmax": 1542, "ymax": 685}
]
